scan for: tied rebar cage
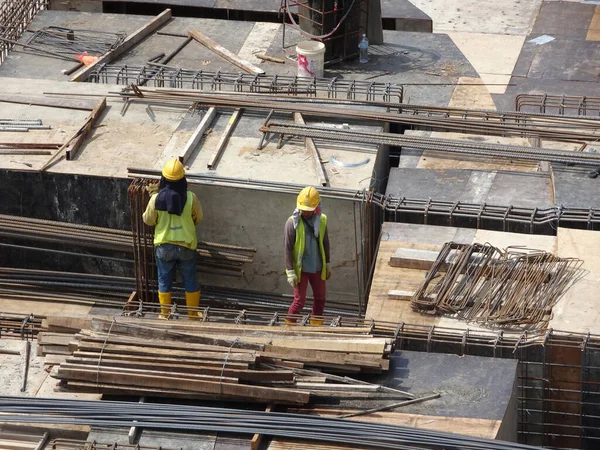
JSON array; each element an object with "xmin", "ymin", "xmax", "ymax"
[
  {"xmin": 281, "ymin": 0, "xmax": 367, "ymax": 62},
  {"xmin": 0, "ymin": 0, "xmax": 48, "ymax": 65},
  {"xmin": 516, "ymin": 94, "xmax": 600, "ymax": 117},
  {"xmin": 393, "ymin": 325, "xmax": 600, "ymax": 449}
]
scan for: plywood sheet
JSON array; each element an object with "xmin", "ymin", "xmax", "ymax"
[
  {"xmin": 550, "ymin": 228, "xmax": 600, "ymax": 334},
  {"xmin": 366, "ymin": 223, "xmax": 476, "ymax": 324}
]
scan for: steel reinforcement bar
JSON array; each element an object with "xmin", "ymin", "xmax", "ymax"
[
  {"xmin": 89, "ymin": 65, "xmax": 404, "ymax": 102},
  {"xmin": 0, "ymin": 0, "xmax": 48, "ymax": 64},
  {"xmin": 0, "ymin": 396, "xmax": 545, "ymax": 450}
]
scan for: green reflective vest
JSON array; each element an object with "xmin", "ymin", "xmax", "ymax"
[
  {"xmin": 154, "ymin": 191, "xmax": 198, "ymax": 249},
  {"xmin": 292, "ymin": 213, "xmax": 327, "ymax": 281}
]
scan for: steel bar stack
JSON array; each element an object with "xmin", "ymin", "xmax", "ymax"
[
  {"xmin": 43, "ymin": 315, "xmax": 394, "ymax": 405},
  {"xmin": 410, "ymin": 242, "xmax": 584, "ymax": 329},
  {"xmin": 116, "ymin": 85, "xmax": 600, "ymax": 143},
  {"xmin": 26, "ymin": 27, "xmax": 126, "ymax": 57},
  {"xmin": 89, "ymin": 66, "xmax": 404, "ymax": 101},
  {"xmin": 0, "ymin": 395, "xmax": 545, "ymax": 450}
]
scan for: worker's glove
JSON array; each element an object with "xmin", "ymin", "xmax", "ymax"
[
  {"xmin": 286, "ymin": 269, "xmax": 298, "ymax": 288},
  {"xmin": 326, "ymin": 263, "xmax": 332, "ymax": 280},
  {"xmin": 145, "ymin": 183, "xmax": 159, "ymax": 195}
]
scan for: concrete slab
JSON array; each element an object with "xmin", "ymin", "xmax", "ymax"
[{"xmin": 406, "ymin": 0, "xmax": 542, "ymax": 35}]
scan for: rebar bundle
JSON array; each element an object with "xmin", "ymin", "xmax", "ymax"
[
  {"xmin": 117, "ymin": 85, "xmax": 600, "ymax": 143},
  {"xmin": 26, "ymin": 26, "xmax": 125, "ymax": 57},
  {"xmin": 516, "ymin": 93, "xmax": 600, "ymax": 116},
  {"xmin": 0, "ymin": 396, "xmax": 544, "ymax": 450},
  {"xmin": 262, "ymin": 121, "xmax": 600, "ymax": 166},
  {"xmin": 0, "ymin": 0, "xmax": 48, "ymax": 64},
  {"xmin": 411, "ymin": 242, "xmax": 584, "ymax": 329}
]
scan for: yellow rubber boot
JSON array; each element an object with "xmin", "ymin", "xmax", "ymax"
[
  {"xmin": 158, "ymin": 292, "xmax": 172, "ymax": 319},
  {"xmin": 185, "ymin": 290, "xmax": 202, "ymax": 320},
  {"xmin": 284, "ymin": 318, "xmax": 295, "ymax": 325},
  {"xmin": 310, "ymin": 317, "xmax": 324, "ymax": 327}
]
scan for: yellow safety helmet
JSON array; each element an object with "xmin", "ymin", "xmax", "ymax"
[
  {"xmin": 162, "ymin": 158, "xmax": 185, "ymax": 181},
  {"xmin": 297, "ymin": 186, "xmax": 320, "ymax": 211}
]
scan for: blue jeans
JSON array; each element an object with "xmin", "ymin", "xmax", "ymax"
[{"xmin": 155, "ymin": 244, "xmax": 198, "ymax": 293}]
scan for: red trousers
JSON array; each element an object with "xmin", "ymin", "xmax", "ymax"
[{"xmin": 288, "ymin": 271, "xmax": 327, "ymax": 317}]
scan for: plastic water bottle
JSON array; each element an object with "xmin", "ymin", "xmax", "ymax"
[{"xmin": 359, "ymin": 34, "xmax": 369, "ymax": 64}]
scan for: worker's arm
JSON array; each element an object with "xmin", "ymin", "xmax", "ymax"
[
  {"xmin": 191, "ymin": 193, "xmax": 203, "ymax": 225},
  {"xmin": 284, "ymin": 218, "xmax": 296, "ymax": 271},
  {"xmin": 323, "ymin": 225, "xmax": 331, "ymax": 264},
  {"xmin": 142, "ymin": 194, "xmax": 158, "ymax": 226}
]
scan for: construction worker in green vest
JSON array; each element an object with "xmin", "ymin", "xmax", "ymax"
[
  {"xmin": 143, "ymin": 158, "xmax": 203, "ymax": 320},
  {"xmin": 284, "ymin": 186, "xmax": 331, "ymax": 326}
]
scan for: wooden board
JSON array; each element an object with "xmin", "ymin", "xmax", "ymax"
[{"xmin": 0, "ymin": 299, "xmax": 92, "ymax": 317}]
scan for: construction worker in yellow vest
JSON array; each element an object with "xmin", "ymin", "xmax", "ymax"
[
  {"xmin": 284, "ymin": 186, "xmax": 331, "ymax": 326},
  {"xmin": 142, "ymin": 159, "xmax": 203, "ymax": 320}
]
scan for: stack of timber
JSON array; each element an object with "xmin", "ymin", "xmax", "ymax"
[
  {"xmin": 43, "ymin": 315, "xmax": 396, "ymax": 405},
  {"xmin": 0, "ymin": 431, "xmax": 48, "ymax": 450}
]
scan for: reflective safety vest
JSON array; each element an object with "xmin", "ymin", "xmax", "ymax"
[
  {"xmin": 292, "ymin": 213, "xmax": 327, "ymax": 281},
  {"xmin": 154, "ymin": 191, "xmax": 198, "ymax": 249}
]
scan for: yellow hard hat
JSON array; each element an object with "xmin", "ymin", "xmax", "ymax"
[
  {"xmin": 162, "ymin": 158, "xmax": 185, "ymax": 181},
  {"xmin": 297, "ymin": 186, "xmax": 320, "ymax": 211}
]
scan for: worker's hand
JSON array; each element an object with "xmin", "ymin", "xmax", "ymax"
[
  {"xmin": 145, "ymin": 183, "xmax": 159, "ymax": 195},
  {"xmin": 326, "ymin": 263, "xmax": 332, "ymax": 280},
  {"xmin": 286, "ymin": 269, "xmax": 298, "ymax": 288}
]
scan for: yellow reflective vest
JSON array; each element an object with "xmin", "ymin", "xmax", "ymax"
[
  {"xmin": 153, "ymin": 191, "xmax": 198, "ymax": 249},
  {"xmin": 292, "ymin": 214, "xmax": 328, "ymax": 281}
]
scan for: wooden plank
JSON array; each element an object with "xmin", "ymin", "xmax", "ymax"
[
  {"xmin": 293, "ymin": 112, "xmax": 328, "ymax": 186},
  {"xmin": 70, "ymin": 341, "xmax": 257, "ymax": 363},
  {"xmin": 43, "ymin": 315, "xmax": 93, "ymax": 332},
  {"xmin": 66, "ymin": 97, "xmax": 107, "ymax": 160},
  {"xmin": 44, "ymin": 354, "xmax": 67, "ymax": 365},
  {"xmin": 57, "ymin": 367, "xmax": 310, "ymax": 405},
  {"xmin": 57, "ymin": 363, "xmax": 240, "ymax": 384},
  {"xmin": 207, "ymin": 108, "xmax": 243, "ymax": 170},
  {"xmin": 38, "ymin": 332, "xmax": 74, "ymax": 346},
  {"xmin": 188, "ymin": 30, "xmax": 264, "ymax": 75},
  {"xmin": 72, "ymin": 9, "xmax": 173, "ymax": 82},
  {"xmin": 65, "ymin": 356, "xmax": 294, "ymax": 382},
  {"xmin": 267, "ymin": 338, "xmax": 387, "ymax": 354},
  {"xmin": 72, "ymin": 351, "xmax": 250, "ymax": 369},
  {"xmin": 388, "ymin": 248, "xmax": 442, "ymax": 270},
  {"xmin": 40, "ymin": 97, "xmax": 107, "ymax": 171},
  {"xmin": 0, "ymin": 93, "xmax": 97, "ymax": 110},
  {"xmin": 179, "ymin": 107, "xmax": 216, "ymax": 164},
  {"xmin": 387, "ymin": 290, "xmax": 414, "ymax": 301},
  {"xmin": 76, "ymin": 331, "xmax": 256, "ymax": 353},
  {"xmin": 89, "ymin": 320, "xmax": 263, "ymax": 350}
]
